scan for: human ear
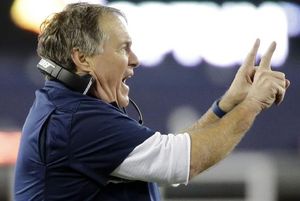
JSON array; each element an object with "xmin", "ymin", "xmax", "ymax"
[{"xmin": 71, "ymin": 48, "xmax": 91, "ymax": 73}]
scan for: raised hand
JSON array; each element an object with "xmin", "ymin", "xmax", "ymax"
[
  {"xmin": 220, "ymin": 39, "xmax": 260, "ymax": 111},
  {"xmin": 257, "ymin": 42, "xmax": 290, "ymax": 105},
  {"xmin": 246, "ymin": 41, "xmax": 290, "ymax": 110}
]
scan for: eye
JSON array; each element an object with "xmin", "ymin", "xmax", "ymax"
[{"xmin": 120, "ymin": 44, "xmax": 131, "ymax": 54}]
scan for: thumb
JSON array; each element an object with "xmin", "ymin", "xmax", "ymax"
[{"xmin": 285, "ymin": 79, "xmax": 291, "ymax": 89}]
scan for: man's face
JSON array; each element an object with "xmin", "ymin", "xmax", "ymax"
[{"xmin": 87, "ymin": 14, "xmax": 139, "ymax": 107}]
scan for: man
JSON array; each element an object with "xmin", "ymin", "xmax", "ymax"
[{"xmin": 14, "ymin": 2, "xmax": 289, "ymax": 201}]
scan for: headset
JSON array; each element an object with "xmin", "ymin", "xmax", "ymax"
[
  {"xmin": 37, "ymin": 58, "xmax": 94, "ymax": 95},
  {"xmin": 37, "ymin": 57, "xmax": 143, "ymax": 124}
]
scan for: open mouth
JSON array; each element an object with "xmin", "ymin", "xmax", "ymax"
[{"xmin": 122, "ymin": 75, "xmax": 132, "ymax": 84}]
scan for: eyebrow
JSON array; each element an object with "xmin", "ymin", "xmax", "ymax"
[
  {"xmin": 119, "ymin": 40, "xmax": 132, "ymax": 48},
  {"xmin": 124, "ymin": 39, "xmax": 132, "ymax": 45}
]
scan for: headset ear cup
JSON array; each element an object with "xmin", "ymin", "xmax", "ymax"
[{"xmin": 37, "ymin": 58, "xmax": 94, "ymax": 94}]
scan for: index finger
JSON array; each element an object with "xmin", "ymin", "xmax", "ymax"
[
  {"xmin": 259, "ymin": 41, "xmax": 276, "ymax": 70},
  {"xmin": 243, "ymin": 38, "xmax": 260, "ymax": 68}
]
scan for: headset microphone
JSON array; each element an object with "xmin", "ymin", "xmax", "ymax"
[
  {"xmin": 129, "ymin": 98, "xmax": 143, "ymax": 125},
  {"xmin": 37, "ymin": 58, "xmax": 94, "ymax": 95}
]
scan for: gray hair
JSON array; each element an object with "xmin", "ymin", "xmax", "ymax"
[{"xmin": 37, "ymin": 2, "xmax": 125, "ymax": 72}]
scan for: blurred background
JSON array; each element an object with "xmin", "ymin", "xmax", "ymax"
[{"xmin": 0, "ymin": 0, "xmax": 299, "ymax": 200}]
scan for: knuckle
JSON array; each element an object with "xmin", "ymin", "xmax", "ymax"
[{"xmin": 274, "ymin": 71, "xmax": 285, "ymax": 78}]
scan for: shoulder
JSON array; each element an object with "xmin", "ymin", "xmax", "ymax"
[
  {"xmin": 70, "ymin": 99, "xmax": 155, "ymax": 152},
  {"xmin": 73, "ymin": 99, "xmax": 154, "ymax": 137}
]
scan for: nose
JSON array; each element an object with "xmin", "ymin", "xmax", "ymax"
[{"xmin": 129, "ymin": 50, "xmax": 140, "ymax": 68}]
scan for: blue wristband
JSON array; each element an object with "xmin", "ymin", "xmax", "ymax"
[{"xmin": 212, "ymin": 99, "xmax": 227, "ymax": 118}]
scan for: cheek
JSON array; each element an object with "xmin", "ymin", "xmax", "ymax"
[
  {"xmin": 91, "ymin": 54, "xmax": 128, "ymax": 83},
  {"xmin": 109, "ymin": 59, "xmax": 128, "ymax": 79},
  {"xmin": 96, "ymin": 66, "xmax": 124, "ymax": 86}
]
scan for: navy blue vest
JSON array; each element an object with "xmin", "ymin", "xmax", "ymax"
[{"xmin": 14, "ymin": 81, "xmax": 160, "ymax": 201}]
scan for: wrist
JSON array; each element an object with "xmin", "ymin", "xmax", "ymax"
[
  {"xmin": 211, "ymin": 99, "xmax": 227, "ymax": 118},
  {"xmin": 240, "ymin": 98, "xmax": 263, "ymax": 115},
  {"xmin": 218, "ymin": 93, "xmax": 239, "ymax": 113}
]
